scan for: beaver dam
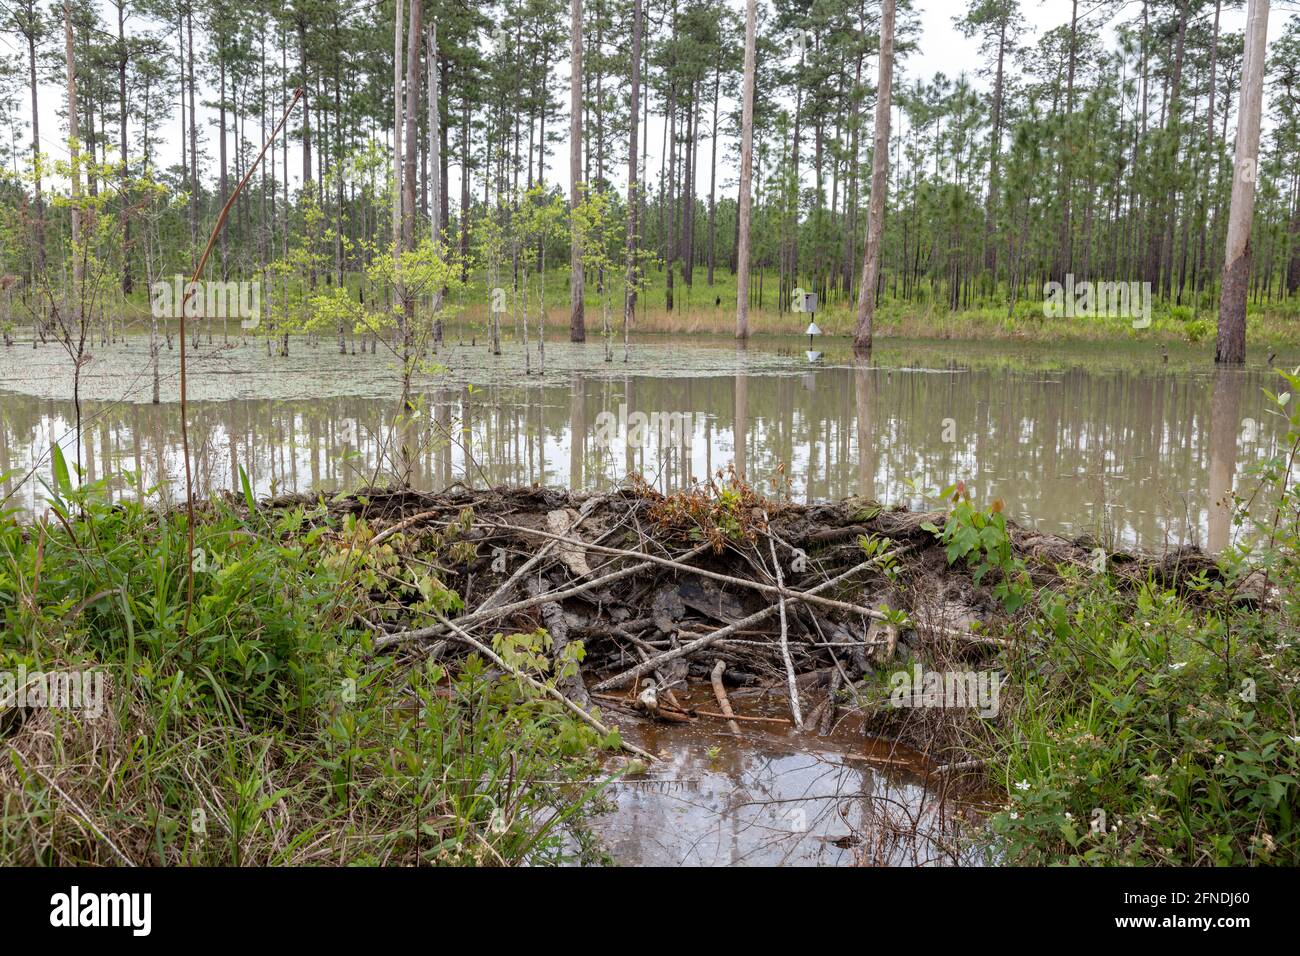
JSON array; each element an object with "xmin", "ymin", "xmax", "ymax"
[{"xmin": 254, "ymin": 476, "xmax": 1247, "ymax": 865}]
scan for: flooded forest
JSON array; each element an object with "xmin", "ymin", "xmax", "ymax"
[{"xmin": 0, "ymin": 0, "xmax": 1299, "ymax": 872}]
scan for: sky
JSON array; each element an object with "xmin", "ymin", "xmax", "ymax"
[{"xmin": 1, "ymin": 0, "xmax": 1292, "ymax": 204}]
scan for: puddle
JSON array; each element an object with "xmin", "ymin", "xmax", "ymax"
[{"xmin": 592, "ymin": 685, "xmax": 986, "ymax": 866}]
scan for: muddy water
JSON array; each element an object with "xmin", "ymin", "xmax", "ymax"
[
  {"xmin": 596, "ymin": 686, "xmax": 984, "ymax": 866},
  {"xmin": 1, "ymin": 333, "xmax": 1292, "ymax": 552}
]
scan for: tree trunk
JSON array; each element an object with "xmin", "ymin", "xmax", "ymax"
[
  {"xmin": 392, "ymin": 0, "xmax": 404, "ymax": 262},
  {"xmin": 1216, "ymin": 0, "xmax": 1269, "ymax": 365},
  {"xmin": 569, "ymin": 0, "xmax": 586, "ymax": 341},
  {"xmin": 853, "ymin": 0, "xmax": 895, "ymax": 353},
  {"xmin": 63, "ymin": 1, "xmax": 81, "ymax": 315},
  {"xmin": 428, "ymin": 19, "xmax": 439, "ymax": 237},
  {"xmin": 27, "ymin": 29, "xmax": 45, "ymax": 277},
  {"xmin": 187, "ymin": 10, "xmax": 198, "ymax": 263},
  {"xmin": 295, "ymin": 17, "xmax": 309, "ymax": 192},
  {"xmin": 707, "ymin": 60, "xmax": 720, "ymax": 285},
  {"xmin": 734, "ymin": 0, "xmax": 757, "ymax": 339},
  {"xmin": 117, "ymin": 2, "xmax": 132, "ymax": 294},
  {"xmin": 624, "ymin": 0, "xmax": 642, "ymax": 360}
]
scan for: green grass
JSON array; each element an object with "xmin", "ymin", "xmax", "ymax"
[
  {"xmin": 0, "ymin": 462, "xmax": 615, "ymax": 866},
  {"xmin": 69, "ymin": 264, "xmax": 1300, "ymax": 350}
]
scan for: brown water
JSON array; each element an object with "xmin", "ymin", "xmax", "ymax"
[
  {"xmin": 596, "ymin": 685, "xmax": 984, "ymax": 866},
  {"xmin": 1, "ymin": 333, "xmax": 1291, "ymax": 553}
]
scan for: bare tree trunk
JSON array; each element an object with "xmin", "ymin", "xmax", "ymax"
[
  {"xmin": 707, "ymin": 60, "xmax": 720, "ymax": 286},
  {"xmin": 853, "ymin": 0, "xmax": 895, "ymax": 353},
  {"xmin": 403, "ymin": 2, "xmax": 421, "ymax": 262},
  {"xmin": 734, "ymin": 0, "xmax": 757, "ymax": 339},
  {"xmin": 26, "ymin": 29, "xmax": 45, "ymax": 279},
  {"xmin": 392, "ymin": 0, "xmax": 404, "ymax": 261},
  {"xmin": 299, "ymin": 17, "xmax": 310, "ymax": 190},
  {"xmin": 428, "ymin": 18, "xmax": 444, "ymax": 332},
  {"xmin": 391, "ymin": 0, "xmax": 404, "ymax": 360},
  {"xmin": 1216, "ymin": 0, "xmax": 1269, "ymax": 365},
  {"xmin": 63, "ymin": 2, "xmax": 82, "ymax": 315},
  {"xmin": 623, "ymin": 0, "xmax": 642, "ymax": 361},
  {"xmin": 1196, "ymin": 0, "xmax": 1221, "ymax": 297},
  {"xmin": 427, "ymin": 19, "xmax": 439, "ymax": 238},
  {"xmin": 187, "ymin": 10, "xmax": 198, "ymax": 265},
  {"xmin": 569, "ymin": 0, "xmax": 586, "ymax": 341},
  {"xmin": 116, "ymin": 2, "xmax": 132, "ymax": 295}
]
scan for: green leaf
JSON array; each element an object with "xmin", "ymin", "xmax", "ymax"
[
  {"xmin": 51, "ymin": 443, "xmax": 72, "ymax": 498},
  {"xmin": 239, "ymin": 465, "xmax": 257, "ymax": 513}
]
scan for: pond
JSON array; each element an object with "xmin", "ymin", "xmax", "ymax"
[{"xmin": 1, "ymin": 332, "xmax": 1292, "ymax": 554}]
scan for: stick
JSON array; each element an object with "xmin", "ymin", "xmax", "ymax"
[
  {"xmin": 10, "ymin": 747, "xmax": 135, "ymax": 866},
  {"xmin": 478, "ymin": 494, "xmax": 604, "ymax": 611},
  {"xmin": 433, "ymin": 612, "xmax": 656, "ymax": 762},
  {"xmin": 368, "ymin": 507, "xmax": 456, "ymax": 548},
  {"xmin": 373, "ymin": 541, "xmax": 710, "ymax": 652},
  {"xmin": 710, "ymin": 660, "xmax": 741, "ymax": 734},
  {"xmin": 592, "ymin": 553, "xmax": 883, "ymax": 692},
  {"xmin": 485, "ymin": 519, "xmax": 903, "ymax": 624},
  {"xmin": 766, "ymin": 515, "xmax": 802, "ymax": 729}
]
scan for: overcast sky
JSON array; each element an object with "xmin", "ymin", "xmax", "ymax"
[{"xmin": 2, "ymin": 0, "xmax": 1290, "ymax": 203}]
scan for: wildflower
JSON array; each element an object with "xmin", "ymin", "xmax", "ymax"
[{"xmin": 1015, "ymin": 779, "xmax": 1030, "ymax": 791}]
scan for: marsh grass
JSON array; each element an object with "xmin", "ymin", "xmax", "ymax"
[{"xmin": 42, "ymin": 267, "xmax": 1300, "ymax": 350}]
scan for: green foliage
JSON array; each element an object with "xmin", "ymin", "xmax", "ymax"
[
  {"xmin": 922, "ymin": 483, "xmax": 1030, "ymax": 612},
  {"xmin": 0, "ymin": 476, "xmax": 615, "ymax": 865},
  {"xmin": 988, "ymin": 574, "xmax": 1300, "ymax": 865}
]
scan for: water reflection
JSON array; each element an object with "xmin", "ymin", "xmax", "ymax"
[
  {"xmin": 0, "ymin": 337, "xmax": 1287, "ymax": 551},
  {"xmin": 599, "ymin": 706, "xmax": 977, "ymax": 866}
]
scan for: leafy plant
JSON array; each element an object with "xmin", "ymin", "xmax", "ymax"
[{"xmin": 922, "ymin": 483, "xmax": 1030, "ymax": 612}]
